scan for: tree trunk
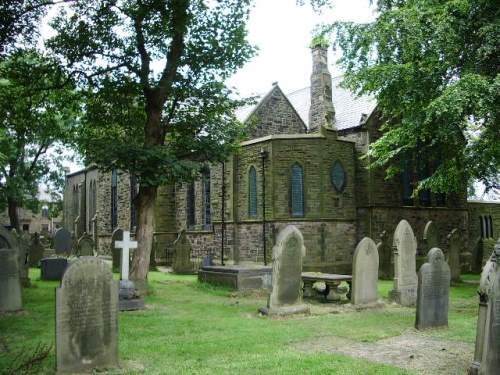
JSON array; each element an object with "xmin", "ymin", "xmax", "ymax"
[
  {"xmin": 7, "ymin": 197, "xmax": 20, "ymax": 231},
  {"xmin": 130, "ymin": 185, "xmax": 157, "ymax": 285}
]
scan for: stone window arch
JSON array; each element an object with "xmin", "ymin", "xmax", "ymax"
[
  {"xmin": 290, "ymin": 163, "xmax": 304, "ymax": 217},
  {"xmin": 248, "ymin": 166, "xmax": 257, "ymax": 218},
  {"xmin": 331, "ymin": 160, "xmax": 347, "ymax": 193}
]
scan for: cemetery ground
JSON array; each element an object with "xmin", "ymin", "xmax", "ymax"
[{"xmin": 1, "ymin": 270, "xmax": 480, "ymax": 375}]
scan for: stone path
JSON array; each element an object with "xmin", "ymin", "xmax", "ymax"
[{"xmin": 294, "ymin": 332, "xmax": 473, "ymax": 375}]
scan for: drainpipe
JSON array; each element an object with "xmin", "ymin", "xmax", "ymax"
[
  {"xmin": 260, "ymin": 148, "xmax": 269, "ymax": 265},
  {"xmin": 221, "ymin": 161, "xmax": 226, "ymax": 266}
]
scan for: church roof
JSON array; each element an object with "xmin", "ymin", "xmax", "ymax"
[{"xmin": 235, "ymin": 76, "xmax": 377, "ymax": 131}]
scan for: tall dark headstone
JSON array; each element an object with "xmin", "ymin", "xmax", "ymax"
[
  {"xmin": 352, "ymin": 237, "xmax": 379, "ymax": 305},
  {"xmin": 0, "ymin": 248, "xmax": 22, "ymax": 312},
  {"xmin": 54, "ymin": 228, "xmax": 72, "ymax": 256},
  {"xmin": 56, "ymin": 257, "xmax": 118, "ymax": 373},
  {"xmin": 259, "ymin": 225, "xmax": 309, "ymax": 316},
  {"xmin": 111, "ymin": 228, "xmax": 124, "ymax": 273},
  {"xmin": 415, "ymin": 248, "xmax": 451, "ymax": 330},
  {"xmin": 29, "ymin": 233, "xmax": 45, "ymax": 267},
  {"xmin": 389, "ymin": 220, "xmax": 418, "ymax": 306}
]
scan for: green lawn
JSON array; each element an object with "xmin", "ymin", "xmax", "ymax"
[{"xmin": 0, "ymin": 270, "xmax": 480, "ymax": 375}]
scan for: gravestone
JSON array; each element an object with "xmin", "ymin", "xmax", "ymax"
[
  {"xmin": 0, "ymin": 248, "xmax": 22, "ymax": 312},
  {"xmin": 377, "ymin": 230, "xmax": 392, "ymax": 279},
  {"xmin": 77, "ymin": 233, "xmax": 94, "ymax": 257},
  {"xmin": 41, "ymin": 258, "xmax": 69, "ymax": 281},
  {"xmin": 11, "ymin": 229, "xmax": 30, "ymax": 287},
  {"xmin": 415, "ymin": 248, "xmax": 451, "ymax": 330},
  {"xmin": 172, "ymin": 230, "xmax": 194, "ymax": 274},
  {"xmin": 447, "ymin": 228, "xmax": 461, "ymax": 283},
  {"xmin": 54, "ymin": 227, "xmax": 72, "ymax": 256},
  {"xmin": 115, "ymin": 231, "xmax": 144, "ymax": 311},
  {"xmin": 469, "ymin": 243, "xmax": 498, "ymax": 375},
  {"xmin": 423, "ymin": 221, "xmax": 439, "ymax": 254},
  {"xmin": 389, "ymin": 220, "xmax": 418, "ymax": 306},
  {"xmin": 352, "ymin": 237, "xmax": 379, "ymax": 305},
  {"xmin": 111, "ymin": 228, "xmax": 124, "ymax": 272},
  {"xmin": 56, "ymin": 257, "xmax": 118, "ymax": 374},
  {"xmin": 259, "ymin": 225, "xmax": 309, "ymax": 316},
  {"xmin": 0, "ymin": 226, "xmax": 29, "ymax": 289},
  {"xmin": 29, "ymin": 233, "xmax": 45, "ymax": 267}
]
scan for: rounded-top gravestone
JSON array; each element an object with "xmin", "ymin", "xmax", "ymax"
[
  {"xmin": 54, "ymin": 228, "xmax": 72, "ymax": 255},
  {"xmin": 0, "ymin": 248, "xmax": 22, "ymax": 312},
  {"xmin": 77, "ymin": 233, "xmax": 94, "ymax": 257},
  {"xmin": 423, "ymin": 221, "xmax": 439, "ymax": 254},
  {"xmin": 352, "ymin": 237, "xmax": 379, "ymax": 305}
]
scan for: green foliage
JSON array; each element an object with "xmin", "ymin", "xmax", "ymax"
[
  {"xmin": 48, "ymin": 0, "xmax": 256, "ymax": 187},
  {"xmin": 0, "ymin": 49, "xmax": 79, "ymax": 216},
  {"xmin": 317, "ymin": 0, "xmax": 500, "ymax": 194}
]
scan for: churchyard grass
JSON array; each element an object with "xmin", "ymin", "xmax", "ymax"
[{"xmin": 0, "ymin": 270, "xmax": 480, "ymax": 374}]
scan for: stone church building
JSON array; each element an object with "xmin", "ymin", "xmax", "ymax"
[{"xmin": 64, "ymin": 46, "xmax": 499, "ymax": 274}]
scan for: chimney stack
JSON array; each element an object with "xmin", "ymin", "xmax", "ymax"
[{"xmin": 308, "ymin": 46, "xmax": 335, "ymax": 132}]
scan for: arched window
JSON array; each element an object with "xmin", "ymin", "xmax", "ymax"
[
  {"xmin": 187, "ymin": 182, "xmax": 195, "ymax": 227},
  {"xmin": 488, "ymin": 215, "xmax": 494, "ymax": 238},
  {"xmin": 111, "ymin": 170, "xmax": 118, "ymax": 229},
  {"xmin": 480, "ymin": 216, "xmax": 485, "ymax": 238},
  {"xmin": 331, "ymin": 160, "xmax": 346, "ymax": 193},
  {"xmin": 202, "ymin": 170, "xmax": 211, "ymax": 227},
  {"xmin": 291, "ymin": 163, "xmax": 304, "ymax": 217},
  {"xmin": 248, "ymin": 166, "xmax": 257, "ymax": 217}
]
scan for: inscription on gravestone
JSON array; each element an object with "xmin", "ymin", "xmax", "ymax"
[
  {"xmin": 0, "ymin": 248, "xmax": 22, "ymax": 312},
  {"xmin": 415, "ymin": 248, "xmax": 451, "ymax": 330},
  {"xmin": 352, "ymin": 237, "xmax": 379, "ymax": 305},
  {"xmin": 56, "ymin": 257, "xmax": 118, "ymax": 374}
]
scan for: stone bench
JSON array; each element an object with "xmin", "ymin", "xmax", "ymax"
[{"xmin": 302, "ymin": 272, "xmax": 352, "ymax": 301}]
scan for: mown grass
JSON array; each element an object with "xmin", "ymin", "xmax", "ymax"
[{"xmin": 0, "ymin": 270, "xmax": 480, "ymax": 374}]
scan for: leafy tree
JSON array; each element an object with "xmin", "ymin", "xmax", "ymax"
[
  {"xmin": 0, "ymin": 49, "xmax": 78, "ymax": 230},
  {"xmin": 319, "ymin": 0, "xmax": 499, "ymax": 195},
  {"xmin": 48, "ymin": 0, "xmax": 256, "ymax": 282}
]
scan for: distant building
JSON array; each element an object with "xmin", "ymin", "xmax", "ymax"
[{"xmin": 0, "ymin": 204, "xmax": 62, "ymax": 234}]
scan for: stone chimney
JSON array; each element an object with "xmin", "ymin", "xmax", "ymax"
[{"xmin": 308, "ymin": 46, "xmax": 335, "ymax": 132}]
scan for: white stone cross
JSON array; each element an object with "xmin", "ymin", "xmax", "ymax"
[{"xmin": 114, "ymin": 231, "xmax": 138, "ymax": 281}]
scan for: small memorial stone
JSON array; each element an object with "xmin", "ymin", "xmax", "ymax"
[
  {"xmin": 172, "ymin": 230, "xmax": 194, "ymax": 274},
  {"xmin": 0, "ymin": 248, "xmax": 22, "ymax": 312},
  {"xmin": 423, "ymin": 221, "xmax": 439, "ymax": 254},
  {"xmin": 415, "ymin": 248, "xmax": 451, "ymax": 330},
  {"xmin": 111, "ymin": 228, "xmax": 124, "ymax": 272},
  {"xmin": 447, "ymin": 228, "xmax": 461, "ymax": 283},
  {"xmin": 352, "ymin": 237, "xmax": 379, "ymax": 305},
  {"xmin": 259, "ymin": 225, "xmax": 309, "ymax": 316},
  {"xmin": 77, "ymin": 233, "xmax": 94, "ymax": 257},
  {"xmin": 56, "ymin": 257, "xmax": 119, "ymax": 374},
  {"xmin": 40, "ymin": 258, "xmax": 69, "ymax": 281},
  {"xmin": 389, "ymin": 220, "xmax": 418, "ymax": 306},
  {"xmin": 54, "ymin": 228, "xmax": 72, "ymax": 255},
  {"xmin": 29, "ymin": 233, "xmax": 45, "ymax": 267}
]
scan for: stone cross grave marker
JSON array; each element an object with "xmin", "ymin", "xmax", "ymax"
[
  {"xmin": 423, "ymin": 221, "xmax": 439, "ymax": 254},
  {"xmin": 260, "ymin": 225, "xmax": 309, "ymax": 316},
  {"xmin": 111, "ymin": 228, "xmax": 124, "ymax": 272},
  {"xmin": 415, "ymin": 247, "xmax": 451, "ymax": 330},
  {"xmin": 0, "ymin": 248, "xmax": 22, "ymax": 312},
  {"xmin": 56, "ymin": 257, "xmax": 118, "ymax": 373},
  {"xmin": 469, "ymin": 241, "xmax": 498, "ymax": 375},
  {"xmin": 29, "ymin": 232, "xmax": 45, "ymax": 267},
  {"xmin": 478, "ymin": 241, "xmax": 500, "ymax": 374},
  {"xmin": 389, "ymin": 219, "xmax": 418, "ymax": 306},
  {"xmin": 114, "ymin": 231, "xmax": 137, "ymax": 281},
  {"xmin": 172, "ymin": 230, "xmax": 194, "ymax": 274},
  {"xmin": 447, "ymin": 228, "xmax": 461, "ymax": 283},
  {"xmin": 54, "ymin": 227, "xmax": 72, "ymax": 256},
  {"xmin": 77, "ymin": 233, "xmax": 94, "ymax": 257},
  {"xmin": 352, "ymin": 237, "xmax": 379, "ymax": 305}
]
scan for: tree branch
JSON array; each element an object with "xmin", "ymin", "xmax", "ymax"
[{"xmin": 133, "ymin": 8, "xmax": 151, "ymax": 88}]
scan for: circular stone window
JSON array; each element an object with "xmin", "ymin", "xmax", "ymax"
[{"xmin": 331, "ymin": 160, "xmax": 346, "ymax": 193}]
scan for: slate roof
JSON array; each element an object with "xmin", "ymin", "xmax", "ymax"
[{"xmin": 236, "ymin": 76, "xmax": 377, "ymax": 131}]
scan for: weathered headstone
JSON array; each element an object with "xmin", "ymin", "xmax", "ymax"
[
  {"xmin": 0, "ymin": 248, "xmax": 22, "ymax": 312},
  {"xmin": 114, "ymin": 231, "xmax": 144, "ymax": 311},
  {"xmin": 423, "ymin": 221, "xmax": 439, "ymax": 254},
  {"xmin": 389, "ymin": 220, "xmax": 418, "ymax": 306},
  {"xmin": 259, "ymin": 225, "xmax": 309, "ymax": 316},
  {"xmin": 111, "ymin": 228, "xmax": 124, "ymax": 272},
  {"xmin": 29, "ymin": 233, "xmax": 45, "ymax": 267},
  {"xmin": 56, "ymin": 257, "xmax": 118, "ymax": 374},
  {"xmin": 352, "ymin": 237, "xmax": 379, "ymax": 305},
  {"xmin": 54, "ymin": 227, "xmax": 72, "ymax": 256},
  {"xmin": 172, "ymin": 230, "xmax": 194, "ymax": 274},
  {"xmin": 10, "ymin": 229, "xmax": 30, "ymax": 287},
  {"xmin": 447, "ymin": 228, "xmax": 461, "ymax": 283},
  {"xmin": 415, "ymin": 248, "xmax": 451, "ymax": 330},
  {"xmin": 469, "ymin": 242, "xmax": 498, "ymax": 375},
  {"xmin": 77, "ymin": 233, "xmax": 94, "ymax": 257},
  {"xmin": 377, "ymin": 230, "xmax": 392, "ymax": 280}
]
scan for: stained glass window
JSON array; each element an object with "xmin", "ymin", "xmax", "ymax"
[
  {"xmin": 248, "ymin": 166, "xmax": 257, "ymax": 217},
  {"xmin": 331, "ymin": 160, "xmax": 346, "ymax": 193},
  {"xmin": 291, "ymin": 163, "xmax": 304, "ymax": 217}
]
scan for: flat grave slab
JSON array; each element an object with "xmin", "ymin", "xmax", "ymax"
[{"xmin": 198, "ymin": 264, "xmax": 272, "ymax": 291}]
